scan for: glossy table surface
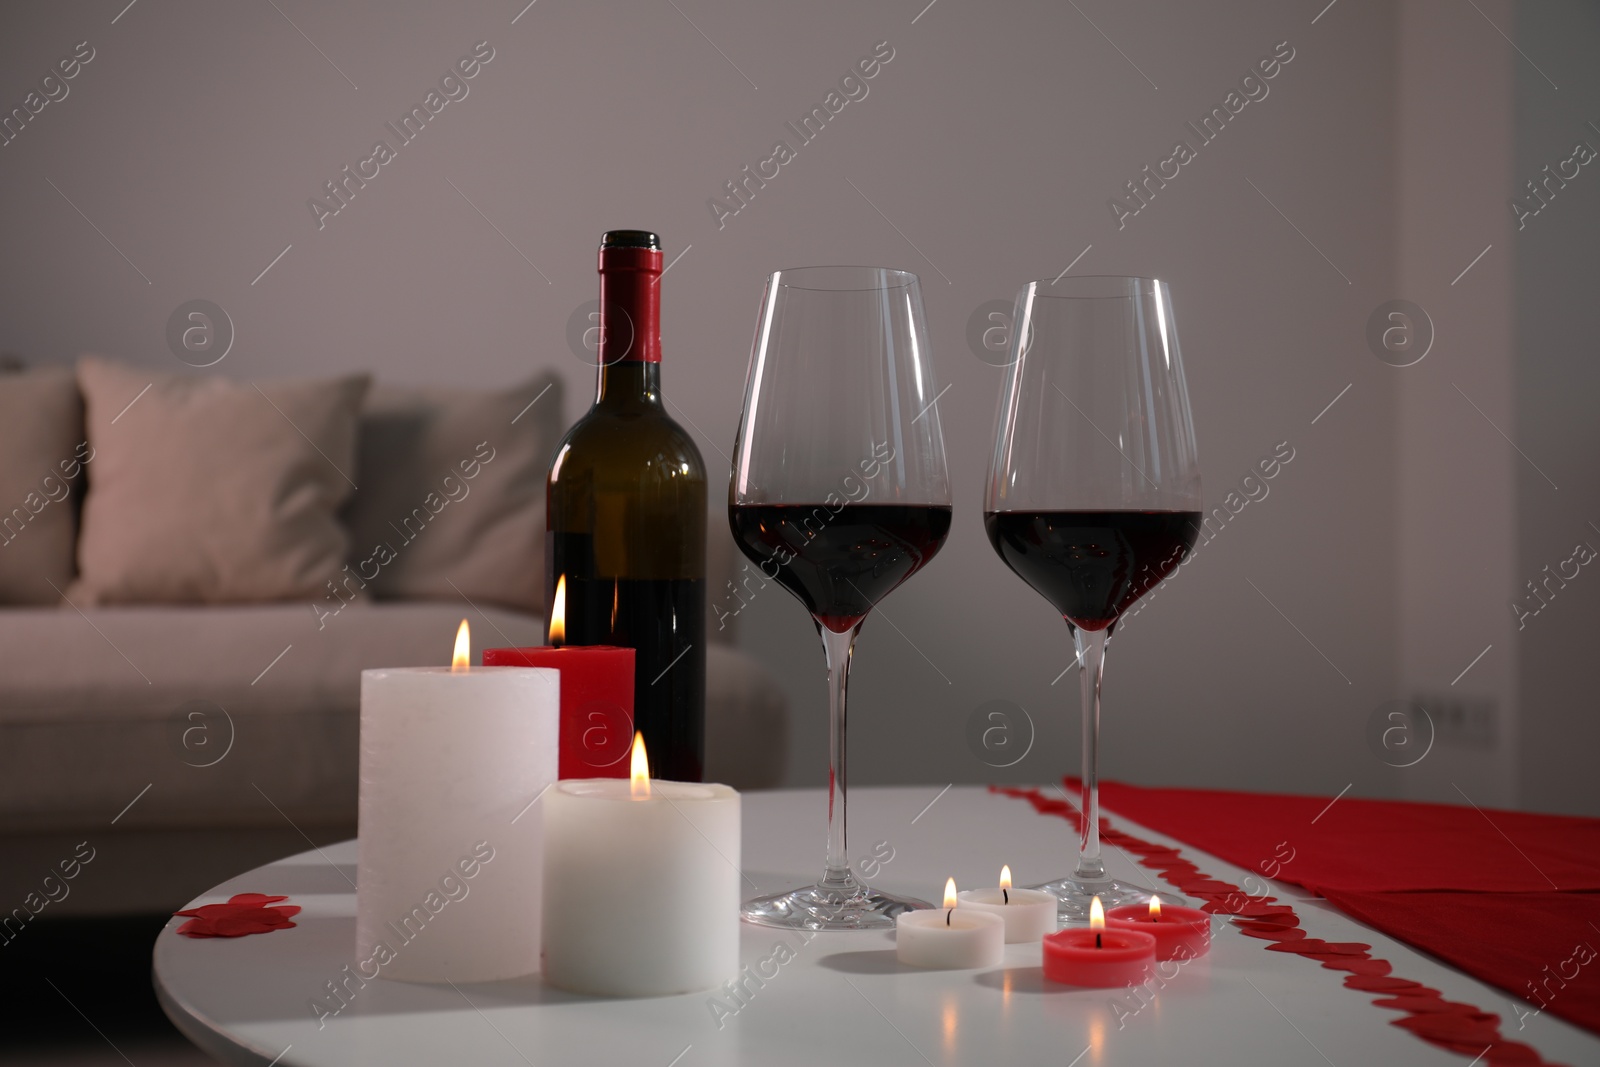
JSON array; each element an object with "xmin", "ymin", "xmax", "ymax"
[{"xmin": 154, "ymin": 786, "xmax": 1600, "ymax": 1066}]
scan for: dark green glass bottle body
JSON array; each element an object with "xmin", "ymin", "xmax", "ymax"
[{"xmin": 546, "ymin": 248, "xmax": 707, "ymax": 781}]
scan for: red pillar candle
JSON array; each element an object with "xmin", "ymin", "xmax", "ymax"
[
  {"xmin": 1042, "ymin": 897, "xmax": 1157, "ymax": 988},
  {"xmin": 483, "ymin": 579, "xmax": 635, "ymax": 779},
  {"xmin": 1106, "ymin": 897, "xmax": 1211, "ymax": 961}
]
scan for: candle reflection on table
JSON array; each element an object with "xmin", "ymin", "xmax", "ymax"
[{"xmin": 940, "ymin": 990, "xmax": 959, "ymax": 1058}]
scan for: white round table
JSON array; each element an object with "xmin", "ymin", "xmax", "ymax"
[{"xmin": 155, "ymin": 786, "xmax": 1599, "ymax": 1066}]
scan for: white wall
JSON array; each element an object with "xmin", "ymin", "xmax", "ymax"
[
  {"xmin": 0, "ymin": 0, "xmax": 1591, "ymax": 809},
  {"xmin": 1393, "ymin": 0, "xmax": 1520, "ymax": 809},
  {"xmin": 1511, "ymin": 1, "xmax": 1600, "ymax": 816}
]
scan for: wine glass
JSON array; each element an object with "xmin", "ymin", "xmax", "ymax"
[
  {"xmin": 985, "ymin": 276, "xmax": 1201, "ymax": 921},
  {"xmin": 730, "ymin": 266, "xmax": 953, "ymax": 930}
]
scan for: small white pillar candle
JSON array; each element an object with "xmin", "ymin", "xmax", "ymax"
[
  {"xmin": 542, "ymin": 734, "xmax": 740, "ymax": 997},
  {"xmin": 356, "ymin": 621, "xmax": 559, "ymax": 983},
  {"xmin": 957, "ymin": 865, "xmax": 1058, "ymax": 943},
  {"xmin": 896, "ymin": 879, "xmax": 1005, "ymax": 969}
]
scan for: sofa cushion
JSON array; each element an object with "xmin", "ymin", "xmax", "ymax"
[
  {"xmin": 70, "ymin": 357, "xmax": 370, "ymax": 605},
  {"xmin": 0, "ymin": 603, "xmax": 786, "ymax": 836},
  {"xmin": 342, "ymin": 375, "xmax": 563, "ymax": 615},
  {"xmin": 0, "ymin": 368, "xmax": 87, "ymax": 604},
  {"xmin": 0, "ymin": 603, "xmax": 543, "ymax": 834}
]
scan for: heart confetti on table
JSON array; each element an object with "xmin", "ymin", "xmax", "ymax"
[
  {"xmin": 1086, "ymin": 778, "xmax": 1600, "ymax": 1038},
  {"xmin": 995, "ymin": 785, "xmax": 1571, "ymax": 1067},
  {"xmin": 174, "ymin": 893, "xmax": 300, "ymax": 938}
]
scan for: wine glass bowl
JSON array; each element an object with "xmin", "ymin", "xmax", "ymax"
[
  {"xmin": 985, "ymin": 276, "xmax": 1202, "ymax": 921},
  {"xmin": 730, "ymin": 266, "xmax": 952, "ymax": 930}
]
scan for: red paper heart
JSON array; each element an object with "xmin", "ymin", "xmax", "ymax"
[
  {"xmin": 1265, "ymin": 939, "xmax": 1370, "ymax": 956},
  {"xmin": 1481, "ymin": 1040, "xmax": 1549, "ymax": 1065},
  {"xmin": 1187, "ymin": 892, "xmax": 1251, "ymax": 907},
  {"xmin": 1318, "ymin": 941, "xmax": 1372, "ymax": 955},
  {"xmin": 173, "ymin": 893, "xmax": 299, "ymax": 939},
  {"xmin": 1228, "ymin": 900, "xmax": 1291, "ymax": 916},
  {"xmin": 1265, "ymin": 938, "xmax": 1329, "ymax": 954},
  {"xmin": 1177, "ymin": 879, "xmax": 1236, "ymax": 894},
  {"xmin": 1373, "ymin": 995, "xmax": 1480, "ymax": 1015},
  {"xmin": 1344, "ymin": 974, "xmax": 1427, "ymax": 993},
  {"xmin": 1232, "ymin": 917, "xmax": 1301, "ymax": 933},
  {"xmin": 175, "ymin": 893, "xmax": 291, "ymax": 917},
  {"xmin": 1320, "ymin": 956, "xmax": 1393, "ymax": 975},
  {"xmin": 1395, "ymin": 1012, "xmax": 1500, "ymax": 1044}
]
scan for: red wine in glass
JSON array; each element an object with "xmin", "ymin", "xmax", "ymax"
[
  {"xmin": 984, "ymin": 510, "xmax": 1201, "ymax": 630},
  {"xmin": 984, "ymin": 275, "xmax": 1202, "ymax": 921},
  {"xmin": 730, "ymin": 504, "xmax": 953, "ymax": 633},
  {"xmin": 730, "ymin": 265, "xmax": 952, "ymax": 930}
]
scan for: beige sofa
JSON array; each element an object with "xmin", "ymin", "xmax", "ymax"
[{"xmin": 0, "ymin": 362, "xmax": 786, "ymax": 917}]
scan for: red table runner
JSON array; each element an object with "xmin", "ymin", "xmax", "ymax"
[
  {"xmin": 1094, "ymin": 779, "xmax": 1600, "ymax": 1035},
  {"xmin": 1320, "ymin": 890, "xmax": 1600, "ymax": 1036},
  {"xmin": 1096, "ymin": 780, "xmax": 1600, "ymax": 892}
]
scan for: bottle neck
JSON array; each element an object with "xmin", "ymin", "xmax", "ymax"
[
  {"xmin": 596, "ymin": 244, "xmax": 662, "ymax": 361},
  {"xmin": 594, "ymin": 242, "xmax": 664, "ymax": 409},
  {"xmin": 596, "ymin": 360, "xmax": 662, "ymax": 408}
]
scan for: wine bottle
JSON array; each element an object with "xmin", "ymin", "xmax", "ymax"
[{"xmin": 547, "ymin": 230, "xmax": 708, "ymax": 781}]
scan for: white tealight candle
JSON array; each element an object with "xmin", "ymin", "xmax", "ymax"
[
  {"xmin": 896, "ymin": 879, "xmax": 1005, "ymax": 969},
  {"xmin": 356, "ymin": 621, "xmax": 559, "ymax": 983},
  {"xmin": 957, "ymin": 865, "xmax": 1059, "ymax": 943},
  {"xmin": 542, "ymin": 734, "xmax": 741, "ymax": 997}
]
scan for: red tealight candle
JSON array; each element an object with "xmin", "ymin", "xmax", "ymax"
[
  {"xmin": 483, "ymin": 576, "xmax": 635, "ymax": 780},
  {"xmin": 1106, "ymin": 896, "xmax": 1211, "ymax": 962},
  {"xmin": 1042, "ymin": 897, "xmax": 1157, "ymax": 988}
]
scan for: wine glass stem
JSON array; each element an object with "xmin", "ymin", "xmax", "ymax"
[
  {"xmin": 1074, "ymin": 625, "xmax": 1110, "ymax": 883},
  {"xmin": 820, "ymin": 624, "xmax": 859, "ymax": 890}
]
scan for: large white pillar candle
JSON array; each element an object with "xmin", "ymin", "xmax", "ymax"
[
  {"xmin": 356, "ymin": 622, "xmax": 559, "ymax": 983},
  {"xmin": 896, "ymin": 879, "xmax": 1005, "ymax": 969},
  {"xmin": 542, "ymin": 735, "xmax": 740, "ymax": 997}
]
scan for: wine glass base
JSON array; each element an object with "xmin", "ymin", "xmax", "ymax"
[
  {"xmin": 741, "ymin": 883, "xmax": 932, "ymax": 931},
  {"xmin": 1029, "ymin": 877, "xmax": 1180, "ymax": 922}
]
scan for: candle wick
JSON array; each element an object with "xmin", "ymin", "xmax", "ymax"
[
  {"xmin": 947, "ymin": 908, "xmax": 953, "ymax": 927},
  {"xmin": 1095, "ymin": 932, "xmax": 1102, "ymax": 949},
  {"xmin": 1002, "ymin": 888, "xmax": 1008, "ymax": 905}
]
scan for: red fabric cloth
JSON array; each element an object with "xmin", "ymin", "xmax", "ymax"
[
  {"xmin": 1095, "ymin": 780, "xmax": 1600, "ymax": 892},
  {"xmin": 1320, "ymin": 890, "xmax": 1600, "ymax": 1037},
  {"xmin": 1089, "ymin": 779, "xmax": 1600, "ymax": 1036}
]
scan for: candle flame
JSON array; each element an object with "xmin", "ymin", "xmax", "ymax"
[
  {"xmin": 629, "ymin": 731, "xmax": 650, "ymax": 798},
  {"xmin": 1150, "ymin": 895, "xmax": 1162, "ymax": 920},
  {"xmin": 999, "ymin": 865, "xmax": 1012, "ymax": 892},
  {"xmin": 943, "ymin": 877, "xmax": 959, "ymax": 910},
  {"xmin": 549, "ymin": 575, "xmax": 566, "ymax": 645},
  {"xmin": 451, "ymin": 619, "xmax": 471, "ymax": 671},
  {"xmin": 1090, "ymin": 895, "xmax": 1105, "ymax": 932}
]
